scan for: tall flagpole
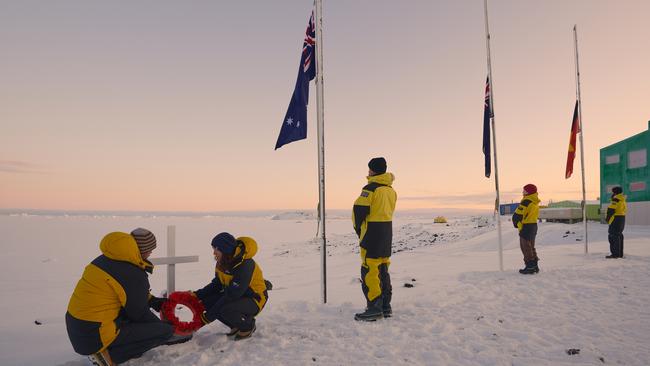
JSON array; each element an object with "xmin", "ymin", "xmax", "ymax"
[
  {"xmin": 484, "ymin": 0, "xmax": 503, "ymax": 271},
  {"xmin": 314, "ymin": 0, "xmax": 327, "ymax": 303},
  {"xmin": 573, "ymin": 25, "xmax": 588, "ymax": 254}
]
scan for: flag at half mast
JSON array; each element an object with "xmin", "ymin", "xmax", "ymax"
[
  {"xmin": 275, "ymin": 12, "xmax": 316, "ymax": 150},
  {"xmin": 565, "ymin": 100, "xmax": 580, "ymax": 179},
  {"xmin": 483, "ymin": 76, "xmax": 492, "ymax": 178}
]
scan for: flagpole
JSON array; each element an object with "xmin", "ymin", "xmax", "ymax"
[
  {"xmin": 314, "ymin": 0, "xmax": 327, "ymax": 303},
  {"xmin": 484, "ymin": 0, "xmax": 503, "ymax": 271},
  {"xmin": 574, "ymin": 25, "xmax": 588, "ymax": 254}
]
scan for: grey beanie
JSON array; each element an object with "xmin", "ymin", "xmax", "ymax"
[{"xmin": 131, "ymin": 228, "xmax": 157, "ymax": 254}]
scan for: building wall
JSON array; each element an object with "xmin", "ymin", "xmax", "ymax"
[{"xmin": 599, "ymin": 121, "xmax": 650, "ymax": 225}]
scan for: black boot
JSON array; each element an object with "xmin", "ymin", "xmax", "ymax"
[
  {"xmin": 354, "ymin": 299, "xmax": 383, "ymax": 321},
  {"xmin": 382, "ymin": 304, "xmax": 392, "ymax": 318},
  {"xmin": 519, "ymin": 261, "xmax": 536, "ymax": 275},
  {"xmin": 532, "ymin": 260, "xmax": 539, "ymax": 273}
]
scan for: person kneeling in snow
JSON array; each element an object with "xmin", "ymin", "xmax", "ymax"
[
  {"xmin": 192, "ymin": 233, "xmax": 269, "ymax": 340},
  {"xmin": 65, "ymin": 228, "xmax": 188, "ymax": 366}
]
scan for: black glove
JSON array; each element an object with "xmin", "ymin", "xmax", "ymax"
[{"xmin": 149, "ymin": 295, "xmax": 167, "ymax": 312}]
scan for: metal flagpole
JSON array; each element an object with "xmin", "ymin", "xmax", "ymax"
[
  {"xmin": 314, "ymin": 0, "xmax": 327, "ymax": 303},
  {"xmin": 484, "ymin": 0, "xmax": 503, "ymax": 271},
  {"xmin": 574, "ymin": 25, "xmax": 588, "ymax": 254}
]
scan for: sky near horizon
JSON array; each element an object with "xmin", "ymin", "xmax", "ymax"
[{"xmin": 1, "ymin": 0, "xmax": 649, "ymax": 212}]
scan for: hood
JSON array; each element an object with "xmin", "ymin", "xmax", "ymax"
[
  {"xmin": 613, "ymin": 193, "xmax": 626, "ymax": 202},
  {"xmin": 367, "ymin": 172, "xmax": 395, "ymax": 186},
  {"xmin": 100, "ymin": 232, "xmax": 153, "ymax": 272},
  {"xmin": 235, "ymin": 237, "xmax": 258, "ymax": 260},
  {"xmin": 523, "ymin": 192, "xmax": 540, "ymax": 204}
]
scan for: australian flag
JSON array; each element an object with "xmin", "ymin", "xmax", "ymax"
[
  {"xmin": 483, "ymin": 76, "xmax": 492, "ymax": 178},
  {"xmin": 275, "ymin": 12, "xmax": 317, "ymax": 150}
]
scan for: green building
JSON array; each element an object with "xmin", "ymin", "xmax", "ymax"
[
  {"xmin": 547, "ymin": 200, "xmax": 600, "ymax": 221},
  {"xmin": 600, "ymin": 121, "xmax": 650, "ymax": 225}
]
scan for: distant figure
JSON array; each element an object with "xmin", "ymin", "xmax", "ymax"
[
  {"xmin": 512, "ymin": 184, "xmax": 541, "ymax": 274},
  {"xmin": 606, "ymin": 186, "xmax": 627, "ymax": 258},
  {"xmin": 193, "ymin": 233, "xmax": 269, "ymax": 340},
  {"xmin": 65, "ymin": 228, "xmax": 186, "ymax": 366},
  {"xmin": 352, "ymin": 157, "xmax": 397, "ymax": 321}
]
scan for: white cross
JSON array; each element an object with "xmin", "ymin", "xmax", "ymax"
[{"xmin": 150, "ymin": 225, "xmax": 199, "ymax": 293}]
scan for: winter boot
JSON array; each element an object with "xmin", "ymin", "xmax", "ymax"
[
  {"xmin": 226, "ymin": 327, "xmax": 239, "ymax": 337},
  {"xmin": 519, "ymin": 261, "xmax": 537, "ymax": 275},
  {"xmin": 354, "ymin": 299, "xmax": 384, "ymax": 322},
  {"xmin": 531, "ymin": 260, "xmax": 540, "ymax": 273},
  {"xmin": 234, "ymin": 323, "xmax": 256, "ymax": 341},
  {"xmin": 87, "ymin": 350, "xmax": 115, "ymax": 366},
  {"xmin": 164, "ymin": 333, "xmax": 193, "ymax": 345},
  {"xmin": 382, "ymin": 304, "xmax": 393, "ymax": 318}
]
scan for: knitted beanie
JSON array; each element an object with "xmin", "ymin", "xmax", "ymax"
[
  {"xmin": 368, "ymin": 157, "xmax": 387, "ymax": 174},
  {"xmin": 131, "ymin": 228, "xmax": 157, "ymax": 254},
  {"xmin": 523, "ymin": 184, "xmax": 537, "ymax": 194},
  {"xmin": 612, "ymin": 186, "xmax": 623, "ymax": 195},
  {"xmin": 211, "ymin": 232, "xmax": 237, "ymax": 255}
]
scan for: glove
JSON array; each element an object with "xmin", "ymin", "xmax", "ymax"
[{"xmin": 149, "ymin": 295, "xmax": 167, "ymax": 312}]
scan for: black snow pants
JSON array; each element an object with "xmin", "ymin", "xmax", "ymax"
[
  {"xmin": 608, "ymin": 216, "xmax": 625, "ymax": 257},
  {"xmin": 108, "ymin": 315, "xmax": 173, "ymax": 364}
]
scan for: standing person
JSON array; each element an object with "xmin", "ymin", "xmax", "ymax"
[
  {"xmin": 352, "ymin": 157, "xmax": 397, "ymax": 321},
  {"xmin": 193, "ymin": 233, "xmax": 269, "ymax": 340},
  {"xmin": 66, "ymin": 228, "xmax": 185, "ymax": 366},
  {"xmin": 606, "ymin": 186, "xmax": 627, "ymax": 258},
  {"xmin": 512, "ymin": 184, "xmax": 541, "ymax": 274}
]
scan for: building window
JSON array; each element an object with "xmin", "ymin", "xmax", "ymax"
[
  {"xmin": 630, "ymin": 181, "xmax": 647, "ymax": 192},
  {"xmin": 628, "ymin": 149, "xmax": 647, "ymax": 169},
  {"xmin": 606, "ymin": 184, "xmax": 620, "ymax": 195},
  {"xmin": 605, "ymin": 154, "xmax": 620, "ymax": 164}
]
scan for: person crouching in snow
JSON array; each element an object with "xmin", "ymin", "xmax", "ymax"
[
  {"xmin": 193, "ymin": 232, "xmax": 268, "ymax": 340},
  {"xmin": 512, "ymin": 184, "xmax": 541, "ymax": 274},
  {"xmin": 65, "ymin": 228, "xmax": 187, "ymax": 366}
]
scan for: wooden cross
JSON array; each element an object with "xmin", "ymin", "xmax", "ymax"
[{"xmin": 150, "ymin": 225, "xmax": 199, "ymax": 293}]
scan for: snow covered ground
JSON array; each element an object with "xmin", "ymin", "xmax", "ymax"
[{"xmin": 0, "ymin": 210, "xmax": 649, "ymax": 366}]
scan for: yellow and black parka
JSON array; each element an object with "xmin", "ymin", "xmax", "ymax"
[
  {"xmin": 606, "ymin": 193, "xmax": 627, "ymax": 225},
  {"xmin": 352, "ymin": 172, "xmax": 397, "ymax": 258},
  {"xmin": 194, "ymin": 237, "xmax": 268, "ymax": 322},
  {"xmin": 512, "ymin": 192, "xmax": 540, "ymax": 240},
  {"xmin": 65, "ymin": 232, "xmax": 159, "ymax": 355}
]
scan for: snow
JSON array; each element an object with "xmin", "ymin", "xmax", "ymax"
[{"xmin": 0, "ymin": 211, "xmax": 649, "ymax": 366}]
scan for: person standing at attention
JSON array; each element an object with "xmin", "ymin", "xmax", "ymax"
[
  {"xmin": 606, "ymin": 186, "xmax": 626, "ymax": 258},
  {"xmin": 512, "ymin": 184, "xmax": 541, "ymax": 274},
  {"xmin": 352, "ymin": 157, "xmax": 397, "ymax": 321}
]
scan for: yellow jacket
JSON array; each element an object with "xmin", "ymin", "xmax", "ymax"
[
  {"xmin": 66, "ymin": 232, "xmax": 155, "ymax": 354},
  {"xmin": 195, "ymin": 237, "xmax": 268, "ymax": 319},
  {"xmin": 352, "ymin": 173, "xmax": 397, "ymax": 258},
  {"xmin": 606, "ymin": 193, "xmax": 627, "ymax": 224},
  {"xmin": 512, "ymin": 192, "xmax": 540, "ymax": 230}
]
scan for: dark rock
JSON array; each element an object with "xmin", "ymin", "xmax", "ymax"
[
  {"xmin": 566, "ymin": 349, "xmax": 580, "ymax": 355},
  {"xmin": 404, "ymin": 283, "xmax": 414, "ymax": 288}
]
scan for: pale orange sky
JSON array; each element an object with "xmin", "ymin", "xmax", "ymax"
[{"xmin": 1, "ymin": 1, "xmax": 649, "ymax": 211}]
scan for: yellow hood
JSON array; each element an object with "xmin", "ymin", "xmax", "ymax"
[
  {"xmin": 235, "ymin": 237, "xmax": 258, "ymax": 259},
  {"xmin": 367, "ymin": 172, "xmax": 395, "ymax": 186},
  {"xmin": 523, "ymin": 192, "xmax": 540, "ymax": 205},
  {"xmin": 99, "ymin": 232, "xmax": 153, "ymax": 272}
]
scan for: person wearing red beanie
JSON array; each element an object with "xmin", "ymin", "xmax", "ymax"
[{"xmin": 512, "ymin": 184, "xmax": 541, "ymax": 274}]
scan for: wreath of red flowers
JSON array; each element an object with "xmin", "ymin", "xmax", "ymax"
[{"xmin": 161, "ymin": 291, "xmax": 206, "ymax": 335}]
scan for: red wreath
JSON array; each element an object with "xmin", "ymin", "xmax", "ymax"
[{"xmin": 161, "ymin": 291, "xmax": 206, "ymax": 335}]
